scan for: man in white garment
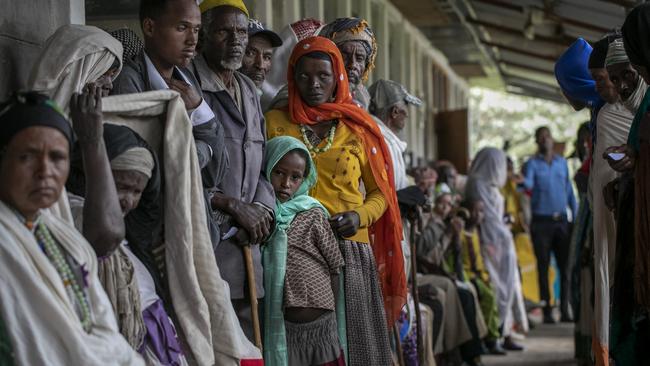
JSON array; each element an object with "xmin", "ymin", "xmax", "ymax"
[
  {"xmin": 588, "ymin": 35, "xmax": 646, "ymax": 362},
  {"xmin": 368, "ymin": 79, "xmax": 422, "ymax": 190}
]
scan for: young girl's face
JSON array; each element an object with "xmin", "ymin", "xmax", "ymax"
[
  {"xmin": 434, "ymin": 193, "xmax": 453, "ymax": 218},
  {"xmin": 271, "ymin": 150, "xmax": 307, "ymax": 203},
  {"xmin": 471, "ymin": 200, "xmax": 485, "ymax": 226}
]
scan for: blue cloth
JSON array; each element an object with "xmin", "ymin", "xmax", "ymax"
[
  {"xmin": 554, "ymin": 38, "xmax": 602, "ymax": 108},
  {"xmin": 523, "ymin": 155, "xmax": 578, "ymax": 217}
]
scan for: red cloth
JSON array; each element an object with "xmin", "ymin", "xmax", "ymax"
[{"xmin": 286, "ymin": 36, "xmax": 407, "ymax": 326}]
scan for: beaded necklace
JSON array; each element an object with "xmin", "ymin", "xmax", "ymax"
[
  {"xmin": 35, "ymin": 222, "xmax": 92, "ymax": 332},
  {"xmin": 300, "ymin": 123, "xmax": 336, "ymax": 158}
]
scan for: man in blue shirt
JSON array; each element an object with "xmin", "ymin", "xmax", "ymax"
[{"xmin": 523, "ymin": 126, "xmax": 577, "ymax": 324}]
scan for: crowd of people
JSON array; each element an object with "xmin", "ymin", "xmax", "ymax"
[{"xmin": 3, "ymin": 0, "xmax": 649, "ymax": 365}]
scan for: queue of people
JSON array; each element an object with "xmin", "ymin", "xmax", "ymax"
[
  {"xmin": 553, "ymin": 3, "xmax": 650, "ymax": 366},
  {"xmin": 2, "ymin": 0, "xmax": 633, "ymax": 365}
]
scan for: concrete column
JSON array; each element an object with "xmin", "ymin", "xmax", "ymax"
[
  {"xmin": 281, "ymin": 0, "xmax": 301, "ymax": 27},
  {"xmin": 303, "ymin": 0, "xmax": 325, "ymax": 20},
  {"xmin": 0, "ymin": 0, "xmax": 79, "ymax": 99},
  {"xmin": 333, "ymin": 0, "xmax": 351, "ymax": 20},
  {"xmin": 353, "ymin": 0, "xmax": 372, "ymax": 20},
  {"xmin": 372, "ymin": 1, "xmax": 389, "ymax": 81},
  {"xmin": 248, "ymin": 0, "xmax": 273, "ymax": 28}
]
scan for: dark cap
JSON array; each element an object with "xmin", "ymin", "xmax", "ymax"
[{"xmin": 248, "ymin": 19, "xmax": 283, "ymax": 48}]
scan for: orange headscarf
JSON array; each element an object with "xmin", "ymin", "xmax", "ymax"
[{"xmin": 287, "ymin": 36, "xmax": 406, "ymax": 325}]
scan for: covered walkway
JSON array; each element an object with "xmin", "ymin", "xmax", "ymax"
[{"xmin": 484, "ymin": 323, "xmax": 577, "ymax": 366}]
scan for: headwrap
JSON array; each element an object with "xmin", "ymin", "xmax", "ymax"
[
  {"xmin": 67, "ymin": 124, "xmax": 163, "ymax": 294},
  {"xmin": 109, "ymin": 28, "xmax": 144, "ymax": 62},
  {"xmin": 554, "ymin": 38, "xmax": 602, "ymax": 107},
  {"xmin": 28, "ymin": 25, "xmax": 123, "ymax": 116},
  {"xmin": 261, "ymin": 136, "xmax": 330, "ymax": 365},
  {"xmin": 199, "ymin": 0, "xmax": 249, "ymax": 16},
  {"xmin": 622, "ymin": 3, "xmax": 650, "ymax": 70},
  {"xmin": 605, "ymin": 39, "xmax": 629, "ymax": 67},
  {"xmin": 0, "ymin": 92, "xmax": 73, "ymax": 149},
  {"xmin": 287, "ymin": 36, "xmax": 407, "ymax": 325},
  {"xmin": 589, "ymin": 31, "xmax": 621, "ymax": 69},
  {"xmin": 319, "ymin": 17, "xmax": 377, "ymax": 82},
  {"xmin": 110, "ymin": 147, "xmax": 155, "ymax": 179},
  {"xmin": 435, "ymin": 183, "xmax": 452, "ymax": 199}
]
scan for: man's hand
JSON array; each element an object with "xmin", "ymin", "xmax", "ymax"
[
  {"xmin": 70, "ymin": 84, "xmax": 104, "ymax": 144},
  {"xmin": 165, "ymin": 77, "xmax": 201, "ymax": 110},
  {"xmin": 603, "ymin": 145, "xmax": 635, "ymax": 172},
  {"xmin": 329, "ymin": 211, "xmax": 361, "ymax": 238},
  {"xmin": 229, "ymin": 201, "xmax": 272, "ymax": 244},
  {"xmin": 603, "ymin": 179, "xmax": 619, "ymax": 212}
]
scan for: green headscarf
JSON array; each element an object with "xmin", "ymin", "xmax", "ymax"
[{"xmin": 261, "ymin": 136, "xmax": 329, "ymax": 365}]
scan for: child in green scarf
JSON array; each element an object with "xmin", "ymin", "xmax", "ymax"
[{"xmin": 262, "ymin": 136, "xmax": 345, "ymax": 366}]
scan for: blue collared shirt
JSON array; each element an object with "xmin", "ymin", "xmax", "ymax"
[{"xmin": 523, "ymin": 154, "xmax": 577, "ymax": 218}]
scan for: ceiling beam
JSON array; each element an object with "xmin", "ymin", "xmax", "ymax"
[
  {"xmin": 472, "ymin": 0, "xmax": 611, "ymax": 34},
  {"xmin": 597, "ymin": 0, "xmax": 637, "ymax": 8},
  {"xmin": 465, "ymin": 16, "xmax": 575, "ymax": 46},
  {"xmin": 501, "ymin": 60, "xmax": 555, "ymax": 75},
  {"xmin": 482, "ymin": 40, "xmax": 558, "ymax": 61}
]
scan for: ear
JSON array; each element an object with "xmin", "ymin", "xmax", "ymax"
[
  {"xmin": 390, "ymin": 105, "xmax": 400, "ymax": 118},
  {"xmin": 142, "ymin": 18, "xmax": 155, "ymax": 39}
]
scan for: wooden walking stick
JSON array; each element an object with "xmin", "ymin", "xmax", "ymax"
[
  {"xmin": 243, "ymin": 245, "xmax": 263, "ymax": 351},
  {"xmin": 409, "ymin": 207, "xmax": 424, "ymax": 364},
  {"xmin": 393, "ymin": 324, "xmax": 406, "ymax": 366}
]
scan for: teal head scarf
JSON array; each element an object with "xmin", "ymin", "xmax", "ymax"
[{"xmin": 262, "ymin": 136, "xmax": 329, "ymax": 365}]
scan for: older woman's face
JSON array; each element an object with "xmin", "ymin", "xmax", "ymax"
[
  {"xmin": 295, "ymin": 56, "xmax": 337, "ymax": 107},
  {"xmin": 338, "ymin": 41, "xmax": 367, "ymax": 86},
  {"xmin": 112, "ymin": 170, "xmax": 148, "ymax": 216},
  {"xmin": 0, "ymin": 127, "xmax": 69, "ymax": 220}
]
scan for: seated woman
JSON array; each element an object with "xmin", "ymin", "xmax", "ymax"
[
  {"xmin": 455, "ymin": 199, "xmax": 503, "ymax": 354},
  {"xmin": 265, "ymin": 36, "xmax": 406, "ymax": 365},
  {"xmin": 262, "ymin": 136, "xmax": 345, "ymax": 366},
  {"xmin": 0, "ymin": 92, "xmax": 142, "ymax": 365},
  {"xmin": 66, "ymin": 114, "xmax": 185, "ymax": 365}
]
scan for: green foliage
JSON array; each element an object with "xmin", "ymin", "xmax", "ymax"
[{"xmin": 469, "ymin": 87, "xmax": 591, "ymax": 166}]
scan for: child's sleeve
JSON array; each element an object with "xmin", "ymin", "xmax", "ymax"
[{"xmin": 313, "ymin": 209, "xmax": 345, "ymax": 274}]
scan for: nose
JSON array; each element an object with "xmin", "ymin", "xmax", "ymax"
[
  {"xmin": 186, "ymin": 29, "xmax": 198, "ymax": 46},
  {"xmin": 281, "ymin": 176, "xmax": 291, "ymax": 188},
  {"xmin": 35, "ymin": 154, "xmax": 54, "ymax": 179},
  {"xmin": 254, "ymin": 53, "xmax": 264, "ymax": 69}
]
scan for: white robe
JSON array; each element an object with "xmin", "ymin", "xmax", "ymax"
[{"xmin": 0, "ymin": 201, "xmax": 143, "ymax": 365}]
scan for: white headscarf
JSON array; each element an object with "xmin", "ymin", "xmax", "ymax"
[
  {"xmin": 28, "ymin": 24, "xmax": 123, "ymax": 116},
  {"xmin": 465, "ymin": 147, "xmax": 518, "ymax": 326}
]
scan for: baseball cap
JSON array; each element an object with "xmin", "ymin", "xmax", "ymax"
[
  {"xmin": 248, "ymin": 19, "xmax": 283, "ymax": 48},
  {"xmin": 368, "ymin": 79, "xmax": 422, "ymax": 114}
]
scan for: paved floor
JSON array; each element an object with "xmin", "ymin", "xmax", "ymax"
[{"xmin": 483, "ymin": 323, "xmax": 577, "ymax": 366}]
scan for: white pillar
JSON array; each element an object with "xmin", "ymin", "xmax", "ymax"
[
  {"xmin": 303, "ymin": 0, "xmax": 325, "ymax": 20},
  {"xmin": 373, "ymin": 1, "xmax": 389, "ymax": 81}
]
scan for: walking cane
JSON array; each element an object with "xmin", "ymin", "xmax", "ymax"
[
  {"xmin": 393, "ymin": 324, "xmax": 406, "ymax": 366},
  {"xmin": 409, "ymin": 207, "xmax": 424, "ymax": 364},
  {"xmin": 243, "ymin": 245, "xmax": 263, "ymax": 351}
]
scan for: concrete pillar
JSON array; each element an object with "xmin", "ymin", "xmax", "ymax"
[
  {"xmin": 372, "ymin": 1, "xmax": 389, "ymax": 82},
  {"xmin": 0, "ymin": 0, "xmax": 81, "ymax": 99},
  {"xmin": 248, "ymin": 0, "xmax": 273, "ymax": 28},
  {"xmin": 353, "ymin": 0, "xmax": 372, "ymax": 20},
  {"xmin": 327, "ymin": 0, "xmax": 352, "ymax": 22},
  {"xmin": 281, "ymin": 0, "xmax": 301, "ymax": 27},
  {"xmin": 303, "ymin": 0, "xmax": 325, "ymax": 20}
]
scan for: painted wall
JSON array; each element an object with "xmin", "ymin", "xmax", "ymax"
[{"xmin": 0, "ymin": 0, "xmax": 85, "ymax": 100}]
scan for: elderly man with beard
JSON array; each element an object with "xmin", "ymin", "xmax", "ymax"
[
  {"xmin": 319, "ymin": 17, "xmax": 377, "ymax": 110},
  {"xmin": 191, "ymin": 0, "xmax": 275, "ymax": 341}
]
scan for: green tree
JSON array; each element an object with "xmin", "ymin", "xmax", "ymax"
[{"xmin": 469, "ymin": 87, "xmax": 590, "ymax": 166}]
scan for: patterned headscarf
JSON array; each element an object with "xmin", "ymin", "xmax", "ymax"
[
  {"xmin": 605, "ymin": 39, "xmax": 629, "ymax": 67},
  {"xmin": 109, "ymin": 28, "xmax": 144, "ymax": 62},
  {"xmin": 288, "ymin": 36, "xmax": 406, "ymax": 325},
  {"xmin": 319, "ymin": 17, "xmax": 377, "ymax": 82}
]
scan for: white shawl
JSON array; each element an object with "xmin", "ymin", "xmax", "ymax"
[
  {"xmin": 0, "ymin": 201, "xmax": 143, "ymax": 365},
  {"xmin": 28, "ymin": 24, "xmax": 123, "ymax": 116},
  {"xmin": 100, "ymin": 90, "xmax": 261, "ymax": 365},
  {"xmin": 465, "ymin": 147, "xmax": 518, "ymax": 327},
  {"xmin": 28, "ymin": 24, "xmax": 124, "ymax": 225}
]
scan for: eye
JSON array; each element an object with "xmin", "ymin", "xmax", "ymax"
[
  {"xmin": 245, "ymin": 49, "xmax": 255, "ymax": 57},
  {"xmin": 177, "ymin": 24, "xmax": 187, "ymax": 32},
  {"xmin": 238, "ymin": 29, "xmax": 247, "ymax": 36},
  {"xmin": 264, "ymin": 55, "xmax": 272, "ymax": 61}
]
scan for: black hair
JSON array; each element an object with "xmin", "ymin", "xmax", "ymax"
[
  {"xmin": 285, "ymin": 148, "xmax": 310, "ymax": 178},
  {"xmin": 534, "ymin": 126, "xmax": 550, "ymax": 140},
  {"xmin": 299, "ymin": 51, "xmax": 332, "ymax": 63},
  {"xmin": 139, "ymin": 0, "xmax": 172, "ymax": 25}
]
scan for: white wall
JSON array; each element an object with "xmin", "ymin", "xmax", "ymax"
[{"xmin": 0, "ymin": 0, "xmax": 85, "ymax": 99}]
